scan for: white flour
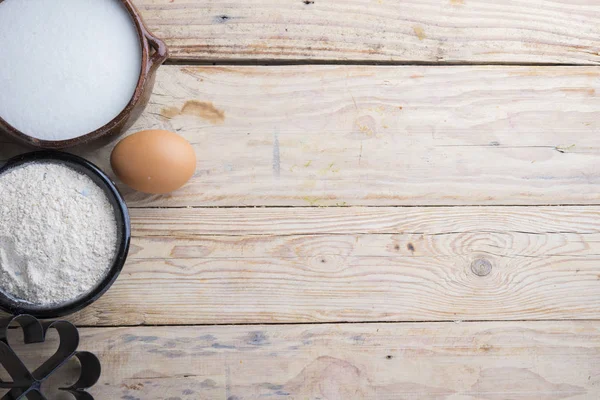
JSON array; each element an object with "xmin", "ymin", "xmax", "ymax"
[
  {"xmin": 0, "ymin": 162, "xmax": 118, "ymax": 305},
  {"xmin": 0, "ymin": 0, "xmax": 142, "ymax": 140}
]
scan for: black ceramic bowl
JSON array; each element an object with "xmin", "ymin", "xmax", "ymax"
[{"xmin": 0, "ymin": 151, "xmax": 130, "ymax": 318}]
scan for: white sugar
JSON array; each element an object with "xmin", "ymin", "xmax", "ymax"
[{"xmin": 0, "ymin": 0, "xmax": 142, "ymax": 141}]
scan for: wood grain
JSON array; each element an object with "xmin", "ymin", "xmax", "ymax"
[
  {"xmin": 132, "ymin": 0, "xmax": 600, "ymax": 64},
  {"xmin": 59, "ymin": 206, "xmax": 600, "ymax": 326},
  {"xmin": 4, "ymin": 322, "xmax": 599, "ymax": 399},
  {"xmin": 4, "ymin": 65, "xmax": 600, "ymax": 207}
]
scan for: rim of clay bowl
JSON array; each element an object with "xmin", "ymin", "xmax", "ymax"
[
  {"xmin": 0, "ymin": 0, "xmax": 168, "ymax": 149},
  {"xmin": 0, "ymin": 151, "xmax": 131, "ymax": 318}
]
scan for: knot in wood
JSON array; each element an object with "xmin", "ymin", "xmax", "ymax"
[{"xmin": 471, "ymin": 258, "xmax": 492, "ymax": 277}]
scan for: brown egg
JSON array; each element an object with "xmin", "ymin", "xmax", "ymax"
[{"xmin": 111, "ymin": 130, "xmax": 196, "ymax": 194}]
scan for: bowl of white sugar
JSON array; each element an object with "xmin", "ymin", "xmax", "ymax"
[
  {"xmin": 0, "ymin": 0, "xmax": 168, "ymax": 149},
  {"xmin": 0, "ymin": 151, "xmax": 130, "ymax": 317}
]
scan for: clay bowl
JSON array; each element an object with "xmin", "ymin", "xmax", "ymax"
[{"xmin": 0, "ymin": 0, "xmax": 168, "ymax": 149}]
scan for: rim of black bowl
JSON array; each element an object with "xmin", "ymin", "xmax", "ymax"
[{"xmin": 0, "ymin": 151, "xmax": 131, "ymax": 318}]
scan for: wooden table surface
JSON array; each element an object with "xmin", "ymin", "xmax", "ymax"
[{"xmin": 2, "ymin": 1, "xmax": 600, "ymax": 398}]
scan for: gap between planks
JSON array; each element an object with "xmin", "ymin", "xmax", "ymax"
[
  {"xmin": 163, "ymin": 59, "xmax": 595, "ymax": 67},
  {"xmin": 71, "ymin": 318, "xmax": 600, "ymax": 329},
  {"xmin": 124, "ymin": 204, "xmax": 600, "ymax": 209}
]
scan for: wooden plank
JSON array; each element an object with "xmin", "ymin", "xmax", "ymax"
[
  {"xmin": 129, "ymin": 232, "xmax": 600, "ymax": 260},
  {"xmin": 4, "ymin": 65, "xmax": 600, "ymax": 207},
  {"xmin": 129, "ymin": 206, "xmax": 600, "ymax": 236},
  {"xmin": 4, "ymin": 322, "xmax": 599, "ymax": 399},
  {"xmin": 61, "ymin": 206, "xmax": 600, "ymax": 326},
  {"xmin": 133, "ymin": 0, "xmax": 600, "ymax": 64}
]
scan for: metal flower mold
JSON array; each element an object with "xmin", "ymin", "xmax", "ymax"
[{"xmin": 0, "ymin": 315, "xmax": 101, "ymax": 399}]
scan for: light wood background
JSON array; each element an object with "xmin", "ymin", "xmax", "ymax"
[{"xmin": 2, "ymin": 0, "xmax": 600, "ymax": 399}]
